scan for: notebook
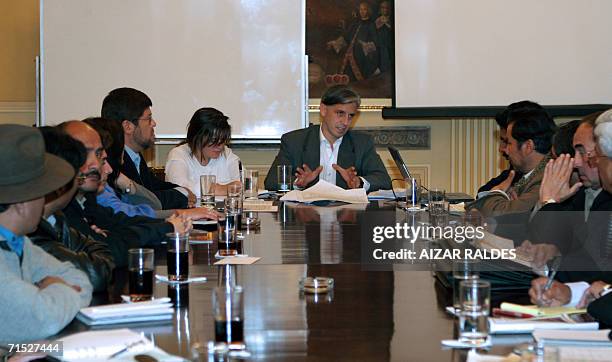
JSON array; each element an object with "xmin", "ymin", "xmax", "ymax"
[
  {"xmin": 77, "ymin": 298, "xmax": 174, "ymax": 326},
  {"xmin": 55, "ymin": 329, "xmax": 184, "ymax": 361},
  {"xmin": 500, "ymin": 302, "xmax": 586, "ymax": 317},
  {"xmin": 533, "ymin": 329, "xmax": 612, "ymax": 347},
  {"xmin": 489, "ymin": 313, "xmax": 598, "ymax": 334}
]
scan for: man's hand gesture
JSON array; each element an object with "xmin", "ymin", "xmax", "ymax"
[
  {"xmin": 294, "ymin": 164, "xmax": 323, "ymax": 188},
  {"xmin": 332, "ymin": 164, "xmax": 362, "ymax": 189}
]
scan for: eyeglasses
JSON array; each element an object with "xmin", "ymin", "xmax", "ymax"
[
  {"xmin": 133, "ymin": 115, "xmax": 154, "ymax": 123},
  {"xmin": 576, "ymin": 147, "xmax": 606, "ymax": 167}
]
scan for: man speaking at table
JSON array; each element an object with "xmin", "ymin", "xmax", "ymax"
[{"xmin": 265, "ymin": 85, "xmax": 391, "ymax": 192}]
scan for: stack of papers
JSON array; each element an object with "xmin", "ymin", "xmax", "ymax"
[
  {"xmin": 367, "ymin": 189, "xmax": 404, "ymax": 200},
  {"xmin": 77, "ymin": 298, "xmax": 174, "ymax": 326},
  {"xmin": 243, "ymin": 199, "xmax": 277, "ymax": 212},
  {"xmin": 533, "ymin": 329, "xmax": 612, "ymax": 347},
  {"xmin": 280, "ymin": 180, "xmax": 368, "ymax": 204},
  {"xmin": 489, "ymin": 313, "xmax": 598, "ymax": 334}
]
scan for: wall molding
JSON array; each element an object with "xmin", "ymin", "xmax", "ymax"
[{"xmin": 0, "ymin": 102, "xmax": 36, "ymax": 126}]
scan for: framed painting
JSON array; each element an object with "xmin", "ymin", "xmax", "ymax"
[{"xmin": 306, "ymin": 0, "xmax": 394, "ymax": 104}]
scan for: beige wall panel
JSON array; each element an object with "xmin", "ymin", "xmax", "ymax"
[{"xmin": 0, "ymin": 0, "xmax": 39, "ymax": 102}]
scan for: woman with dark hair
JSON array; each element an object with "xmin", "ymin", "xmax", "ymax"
[{"xmin": 165, "ymin": 108, "xmax": 241, "ymax": 196}]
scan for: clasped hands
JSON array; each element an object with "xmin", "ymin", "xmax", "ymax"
[{"xmin": 294, "ymin": 163, "xmax": 362, "ymax": 189}]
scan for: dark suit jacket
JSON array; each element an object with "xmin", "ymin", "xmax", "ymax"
[
  {"xmin": 587, "ymin": 292, "xmax": 612, "ymax": 326},
  {"xmin": 122, "ymin": 150, "xmax": 188, "ymax": 209},
  {"xmin": 264, "ymin": 125, "xmax": 391, "ymax": 192},
  {"xmin": 529, "ymin": 189, "xmax": 612, "ymax": 283},
  {"xmin": 64, "ymin": 196, "xmax": 173, "ymax": 267}
]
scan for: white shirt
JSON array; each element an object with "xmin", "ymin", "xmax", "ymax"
[
  {"xmin": 165, "ymin": 144, "xmax": 241, "ymax": 198},
  {"xmin": 318, "ymin": 129, "xmax": 370, "ymax": 191},
  {"xmin": 565, "ymin": 281, "xmax": 612, "ymax": 307},
  {"xmin": 319, "ymin": 128, "xmax": 343, "ymax": 186}
]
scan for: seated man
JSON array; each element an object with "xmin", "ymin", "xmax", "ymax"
[
  {"xmin": 29, "ymin": 127, "xmax": 115, "ymax": 292},
  {"xmin": 477, "ymin": 101, "xmax": 537, "ymax": 192},
  {"xmin": 528, "ymin": 109, "xmax": 612, "ymax": 313},
  {"xmin": 101, "ymin": 87, "xmax": 194, "ymax": 209},
  {"xmin": 59, "ymin": 121, "xmax": 191, "ymax": 267},
  {"xmin": 264, "ymin": 85, "xmax": 391, "ymax": 192},
  {"xmin": 468, "ymin": 105, "xmax": 556, "ymax": 217},
  {"xmin": 0, "ymin": 125, "xmax": 92, "ymax": 343},
  {"xmin": 521, "ymin": 113, "xmax": 609, "ymax": 277}
]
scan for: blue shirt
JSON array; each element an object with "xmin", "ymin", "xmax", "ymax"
[
  {"xmin": 96, "ymin": 183, "xmax": 157, "ymax": 218},
  {"xmin": 124, "ymin": 146, "xmax": 141, "ymax": 175},
  {"xmin": 0, "ymin": 224, "xmax": 25, "ymax": 257}
]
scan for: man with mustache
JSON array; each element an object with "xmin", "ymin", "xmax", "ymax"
[
  {"xmin": 60, "ymin": 121, "xmax": 191, "ymax": 267},
  {"xmin": 264, "ymin": 85, "xmax": 391, "ymax": 192}
]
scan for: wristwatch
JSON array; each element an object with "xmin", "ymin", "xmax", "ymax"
[{"xmin": 124, "ymin": 180, "xmax": 134, "ymax": 194}]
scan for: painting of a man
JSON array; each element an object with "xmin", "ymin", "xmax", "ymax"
[{"xmin": 307, "ymin": 0, "xmax": 393, "ymax": 99}]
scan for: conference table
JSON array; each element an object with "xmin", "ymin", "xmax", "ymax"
[{"xmin": 63, "ymin": 200, "xmax": 532, "ymax": 361}]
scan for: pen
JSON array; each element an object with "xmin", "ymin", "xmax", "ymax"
[{"xmin": 543, "ymin": 256, "xmax": 562, "ymax": 291}]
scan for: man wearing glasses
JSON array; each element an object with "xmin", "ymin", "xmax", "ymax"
[
  {"xmin": 525, "ymin": 111, "xmax": 612, "ymax": 307},
  {"xmin": 101, "ymin": 87, "xmax": 194, "ymax": 209}
]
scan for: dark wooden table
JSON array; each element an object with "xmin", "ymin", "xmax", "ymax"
[{"xmin": 65, "ymin": 201, "xmax": 530, "ymax": 361}]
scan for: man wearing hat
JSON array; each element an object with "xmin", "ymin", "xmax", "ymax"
[{"xmin": 0, "ymin": 124, "xmax": 92, "ymax": 344}]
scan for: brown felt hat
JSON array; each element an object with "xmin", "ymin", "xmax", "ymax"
[{"xmin": 0, "ymin": 124, "xmax": 75, "ymax": 204}]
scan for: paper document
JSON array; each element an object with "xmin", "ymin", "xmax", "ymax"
[
  {"xmin": 533, "ymin": 329, "xmax": 612, "ymax": 347},
  {"xmin": 557, "ymin": 346, "xmax": 612, "ymax": 362},
  {"xmin": 214, "ymin": 256, "xmax": 261, "ymax": 265},
  {"xmin": 243, "ymin": 199, "xmax": 277, "ymax": 212},
  {"xmin": 500, "ymin": 302, "xmax": 585, "ymax": 317},
  {"xmin": 473, "ymin": 230, "xmax": 537, "ymax": 270},
  {"xmin": 56, "ymin": 328, "xmax": 183, "ymax": 361},
  {"xmin": 368, "ymin": 189, "xmax": 404, "ymax": 200},
  {"xmin": 280, "ymin": 180, "xmax": 368, "ymax": 204},
  {"xmin": 77, "ymin": 299, "xmax": 174, "ymax": 326},
  {"xmin": 489, "ymin": 314, "xmax": 598, "ymax": 334}
]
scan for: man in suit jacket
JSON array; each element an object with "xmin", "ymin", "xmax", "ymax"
[
  {"xmin": 101, "ymin": 87, "xmax": 191, "ymax": 209},
  {"xmin": 264, "ymin": 85, "xmax": 391, "ymax": 192},
  {"xmin": 468, "ymin": 106, "xmax": 556, "ymax": 217}
]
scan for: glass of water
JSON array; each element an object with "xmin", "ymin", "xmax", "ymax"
[
  {"xmin": 428, "ymin": 188, "xmax": 448, "ymax": 227},
  {"xmin": 452, "ymin": 259, "xmax": 480, "ymax": 311},
  {"xmin": 243, "ymin": 169, "xmax": 259, "ymax": 199},
  {"xmin": 277, "ymin": 165, "xmax": 292, "ymax": 192},
  {"xmin": 200, "ymin": 175, "xmax": 216, "ymax": 208},
  {"xmin": 458, "ymin": 279, "xmax": 490, "ymax": 345}
]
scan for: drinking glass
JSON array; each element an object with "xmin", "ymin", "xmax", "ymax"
[
  {"xmin": 200, "ymin": 175, "xmax": 216, "ymax": 208},
  {"xmin": 452, "ymin": 259, "xmax": 480, "ymax": 311},
  {"xmin": 405, "ymin": 175, "xmax": 421, "ymax": 210},
  {"xmin": 243, "ymin": 169, "xmax": 259, "ymax": 199},
  {"xmin": 277, "ymin": 165, "xmax": 292, "ymax": 192},
  {"xmin": 458, "ymin": 279, "xmax": 491, "ymax": 345},
  {"xmin": 218, "ymin": 196, "xmax": 242, "ymax": 256},
  {"xmin": 212, "ymin": 286, "xmax": 245, "ymax": 350},
  {"xmin": 428, "ymin": 188, "xmax": 449, "ymax": 227},
  {"xmin": 166, "ymin": 232, "xmax": 189, "ymax": 281},
  {"xmin": 128, "ymin": 248, "xmax": 154, "ymax": 302},
  {"xmin": 227, "ymin": 183, "xmax": 242, "ymax": 198}
]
